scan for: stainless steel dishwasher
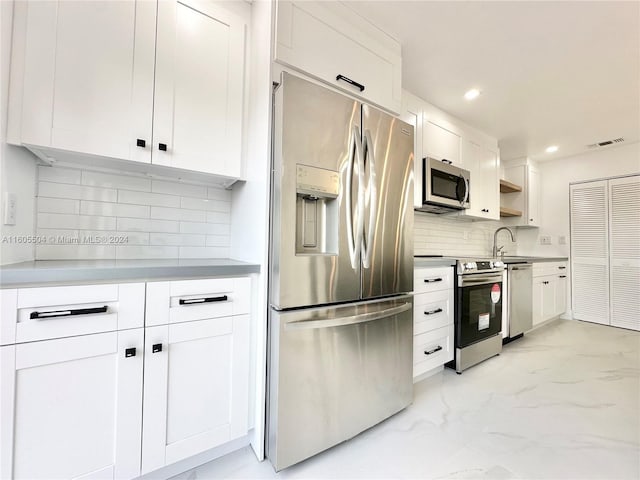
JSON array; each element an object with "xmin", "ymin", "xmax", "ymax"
[{"xmin": 507, "ymin": 263, "xmax": 533, "ymax": 341}]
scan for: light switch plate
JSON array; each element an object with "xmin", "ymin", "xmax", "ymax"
[
  {"xmin": 558, "ymin": 236, "xmax": 567, "ymax": 245},
  {"xmin": 3, "ymin": 193, "xmax": 16, "ymax": 225}
]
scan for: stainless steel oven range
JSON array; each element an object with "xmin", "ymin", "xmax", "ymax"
[{"xmin": 447, "ymin": 259, "xmax": 505, "ymax": 373}]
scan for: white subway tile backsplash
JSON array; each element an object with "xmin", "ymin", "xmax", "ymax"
[
  {"xmin": 206, "ymin": 211, "xmax": 230, "ymax": 224},
  {"xmin": 206, "ymin": 235, "xmax": 230, "ymax": 247},
  {"xmin": 35, "ymin": 167, "xmax": 234, "ymax": 260},
  {"xmin": 152, "ymin": 180, "xmax": 207, "ymax": 198},
  {"xmin": 115, "ymin": 246, "xmax": 180, "ymax": 259},
  {"xmin": 38, "ymin": 166, "xmax": 81, "ymax": 184},
  {"xmin": 179, "ymin": 246, "xmax": 230, "ymax": 259},
  {"xmin": 118, "ymin": 190, "xmax": 180, "ymax": 208},
  {"xmin": 35, "ymin": 245, "xmax": 116, "ymax": 260},
  {"xmin": 37, "ymin": 197, "xmax": 80, "ymax": 215},
  {"xmin": 38, "ymin": 213, "xmax": 117, "ymax": 231},
  {"xmin": 117, "ymin": 217, "xmax": 179, "ymax": 233},
  {"xmin": 207, "ymin": 187, "xmax": 230, "ymax": 201},
  {"xmin": 414, "ymin": 213, "xmax": 499, "ymax": 257},
  {"xmin": 149, "ymin": 233, "xmax": 206, "ymax": 247},
  {"xmin": 39, "ymin": 182, "xmax": 118, "ymax": 202},
  {"xmin": 150, "ymin": 206, "xmax": 206, "ymax": 222},
  {"xmin": 180, "ymin": 196, "xmax": 230, "ymax": 213},
  {"xmin": 80, "ymin": 201, "xmax": 150, "ymax": 219},
  {"xmin": 180, "ymin": 221, "xmax": 230, "ymax": 235},
  {"xmin": 82, "ymin": 171, "xmax": 151, "ymax": 192}
]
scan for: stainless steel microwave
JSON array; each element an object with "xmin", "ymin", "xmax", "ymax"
[{"xmin": 417, "ymin": 157, "xmax": 470, "ymax": 214}]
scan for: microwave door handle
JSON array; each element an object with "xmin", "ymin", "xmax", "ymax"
[
  {"xmin": 285, "ymin": 302, "xmax": 412, "ymax": 330},
  {"xmin": 461, "ymin": 175, "xmax": 469, "ymax": 205},
  {"xmin": 361, "ymin": 129, "xmax": 377, "ymax": 269}
]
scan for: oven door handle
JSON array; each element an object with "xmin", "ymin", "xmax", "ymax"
[
  {"xmin": 458, "ymin": 276, "xmax": 503, "ymax": 287},
  {"xmin": 285, "ymin": 303, "xmax": 411, "ymax": 330}
]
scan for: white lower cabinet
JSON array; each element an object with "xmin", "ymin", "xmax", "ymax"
[
  {"xmin": 0, "ymin": 330, "xmax": 144, "ymax": 480},
  {"xmin": 141, "ymin": 315, "xmax": 250, "ymax": 474},
  {"xmin": 532, "ymin": 262, "xmax": 568, "ymax": 326},
  {"xmin": 413, "ymin": 266, "xmax": 455, "ymax": 379},
  {"xmin": 0, "ymin": 276, "xmax": 251, "ymax": 479}
]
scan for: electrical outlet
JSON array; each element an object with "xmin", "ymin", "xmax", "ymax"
[
  {"xmin": 3, "ymin": 193, "xmax": 16, "ymax": 226},
  {"xmin": 558, "ymin": 236, "xmax": 567, "ymax": 245},
  {"xmin": 540, "ymin": 235, "xmax": 552, "ymax": 245}
]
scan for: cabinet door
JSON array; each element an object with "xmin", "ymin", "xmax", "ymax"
[
  {"xmin": 423, "ymin": 119, "xmax": 462, "ymax": 166},
  {"xmin": 461, "ymin": 140, "xmax": 482, "ymax": 216},
  {"xmin": 482, "ymin": 147, "xmax": 500, "ymax": 220},
  {"xmin": 532, "ymin": 277, "xmax": 544, "ymax": 326},
  {"xmin": 141, "ymin": 315, "xmax": 250, "ymax": 474},
  {"xmin": 542, "ymin": 277, "xmax": 557, "ymax": 321},
  {"xmin": 153, "ymin": 0, "xmax": 247, "ymax": 178},
  {"xmin": 527, "ymin": 167, "xmax": 541, "ymax": 226},
  {"xmin": 555, "ymin": 274, "xmax": 568, "ymax": 317},
  {"xmin": 14, "ymin": 0, "xmax": 155, "ymax": 163},
  {"xmin": 0, "ymin": 330, "xmax": 143, "ymax": 480}
]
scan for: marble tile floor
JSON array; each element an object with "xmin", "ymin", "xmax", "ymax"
[{"xmin": 172, "ymin": 319, "xmax": 640, "ymax": 480}]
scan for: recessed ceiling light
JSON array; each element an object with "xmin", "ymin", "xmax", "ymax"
[
  {"xmin": 545, "ymin": 145, "xmax": 559, "ymax": 153},
  {"xmin": 464, "ymin": 89, "xmax": 481, "ymax": 101}
]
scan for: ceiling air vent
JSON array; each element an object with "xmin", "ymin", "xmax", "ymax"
[{"xmin": 587, "ymin": 137, "xmax": 625, "ymax": 149}]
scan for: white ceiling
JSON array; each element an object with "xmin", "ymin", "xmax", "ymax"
[{"xmin": 346, "ymin": 1, "xmax": 640, "ymax": 162}]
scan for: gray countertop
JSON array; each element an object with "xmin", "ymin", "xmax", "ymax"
[
  {"xmin": 414, "ymin": 255, "xmax": 568, "ymax": 268},
  {"xmin": 500, "ymin": 256, "xmax": 568, "ymax": 264},
  {"xmin": 414, "ymin": 257, "xmax": 457, "ymax": 268},
  {"xmin": 0, "ymin": 258, "xmax": 261, "ymax": 288}
]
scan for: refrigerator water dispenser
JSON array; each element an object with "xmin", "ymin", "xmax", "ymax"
[{"xmin": 295, "ymin": 164, "xmax": 339, "ymax": 255}]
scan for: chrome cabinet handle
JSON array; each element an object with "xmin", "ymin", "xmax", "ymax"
[
  {"xmin": 286, "ymin": 303, "xmax": 412, "ymax": 330},
  {"xmin": 424, "ymin": 308, "xmax": 443, "ymax": 315},
  {"xmin": 361, "ymin": 129, "xmax": 378, "ymax": 269},
  {"xmin": 179, "ymin": 295, "xmax": 228, "ymax": 305},
  {"xmin": 336, "ymin": 74, "xmax": 365, "ymax": 92},
  {"xmin": 424, "ymin": 346, "xmax": 443, "ymax": 355},
  {"xmin": 30, "ymin": 305, "xmax": 108, "ymax": 320}
]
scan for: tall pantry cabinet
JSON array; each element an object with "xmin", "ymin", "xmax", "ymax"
[{"xmin": 570, "ymin": 175, "xmax": 640, "ymax": 331}]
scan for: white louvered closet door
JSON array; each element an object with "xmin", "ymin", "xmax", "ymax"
[
  {"xmin": 570, "ymin": 180, "xmax": 610, "ymax": 324},
  {"xmin": 608, "ymin": 176, "xmax": 640, "ymax": 331}
]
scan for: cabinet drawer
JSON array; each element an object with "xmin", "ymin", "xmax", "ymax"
[
  {"xmin": 413, "ymin": 324, "xmax": 454, "ymax": 378},
  {"xmin": 413, "ymin": 290, "xmax": 452, "ymax": 335},
  {"xmin": 145, "ymin": 277, "xmax": 251, "ymax": 326},
  {"xmin": 414, "ymin": 266, "xmax": 454, "ymax": 294},
  {"xmin": 1, "ymin": 283, "xmax": 145, "ymax": 345},
  {"xmin": 533, "ymin": 261, "xmax": 567, "ymax": 277}
]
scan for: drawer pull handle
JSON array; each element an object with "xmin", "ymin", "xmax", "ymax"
[
  {"xmin": 30, "ymin": 305, "xmax": 108, "ymax": 320},
  {"xmin": 125, "ymin": 347, "xmax": 136, "ymax": 358},
  {"xmin": 558, "ymin": 266, "xmax": 566, "ymax": 270},
  {"xmin": 424, "ymin": 278, "xmax": 443, "ymax": 283},
  {"xmin": 152, "ymin": 343, "xmax": 163, "ymax": 353},
  {"xmin": 424, "ymin": 308, "xmax": 443, "ymax": 316},
  {"xmin": 559, "ymin": 275, "xmax": 567, "ymax": 278},
  {"xmin": 424, "ymin": 346, "xmax": 443, "ymax": 356},
  {"xmin": 336, "ymin": 74, "xmax": 365, "ymax": 92},
  {"xmin": 179, "ymin": 295, "xmax": 228, "ymax": 305}
]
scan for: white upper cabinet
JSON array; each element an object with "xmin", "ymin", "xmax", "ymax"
[
  {"xmin": 459, "ymin": 139, "xmax": 499, "ymax": 220},
  {"xmin": 422, "ymin": 119, "xmax": 462, "ymax": 166},
  {"xmin": 274, "ymin": 1, "xmax": 402, "ymax": 114},
  {"xmin": 8, "ymin": 0, "xmax": 248, "ymax": 179},
  {"xmin": 501, "ymin": 159, "xmax": 541, "ymax": 227},
  {"xmin": 153, "ymin": 0, "xmax": 246, "ymax": 177}
]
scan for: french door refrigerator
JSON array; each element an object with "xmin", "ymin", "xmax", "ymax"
[{"xmin": 267, "ymin": 73, "xmax": 414, "ymax": 471}]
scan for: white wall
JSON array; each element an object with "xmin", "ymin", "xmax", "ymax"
[
  {"xmin": 0, "ymin": 0, "xmax": 37, "ymax": 265},
  {"xmin": 516, "ymin": 142, "xmax": 640, "ymax": 256}
]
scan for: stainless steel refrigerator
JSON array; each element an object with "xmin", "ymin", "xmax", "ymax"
[{"xmin": 267, "ymin": 73, "xmax": 414, "ymax": 471}]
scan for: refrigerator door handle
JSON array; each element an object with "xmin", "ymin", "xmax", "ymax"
[
  {"xmin": 345, "ymin": 125, "xmax": 365, "ymax": 270},
  {"xmin": 285, "ymin": 302, "xmax": 412, "ymax": 330},
  {"xmin": 361, "ymin": 129, "xmax": 378, "ymax": 269}
]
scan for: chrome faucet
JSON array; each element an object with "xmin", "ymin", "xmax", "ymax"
[{"xmin": 493, "ymin": 227, "xmax": 515, "ymax": 258}]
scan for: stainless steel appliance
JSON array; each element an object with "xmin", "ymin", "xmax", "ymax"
[
  {"xmin": 416, "ymin": 157, "xmax": 471, "ymax": 214},
  {"xmin": 267, "ymin": 73, "xmax": 415, "ymax": 471},
  {"xmin": 447, "ymin": 259, "xmax": 504, "ymax": 373},
  {"xmin": 506, "ymin": 263, "xmax": 533, "ymax": 341}
]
